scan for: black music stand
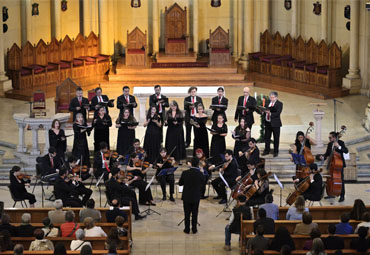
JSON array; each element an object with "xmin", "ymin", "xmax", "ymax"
[{"xmin": 141, "ymin": 176, "xmax": 161, "ymax": 216}]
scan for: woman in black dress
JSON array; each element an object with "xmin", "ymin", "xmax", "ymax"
[
  {"xmin": 93, "ymin": 107, "xmax": 112, "ymax": 152},
  {"xmin": 293, "ymin": 131, "xmax": 315, "ymax": 154},
  {"xmin": 192, "ymin": 104, "xmax": 209, "ymax": 158},
  {"xmin": 72, "ymin": 113, "xmax": 91, "ymax": 167},
  {"xmin": 143, "ymin": 106, "xmax": 162, "ymax": 163},
  {"xmin": 165, "ymin": 101, "xmax": 186, "ymax": 163},
  {"xmin": 232, "ymin": 118, "xmax": 251, "ymax": 168},
  {"xmin": 210, "ymin": 114, "xmax": 228, "ymax": 164},
  {"xmin": 116, "ymin": 107, "xmax": 136, "ymax": 156},
  {"xmin": 9, "ymin": 166, "xmax": 36, "ymax": 207},
  {"xmin": 49, "ymin": 119, "xmax": 67, "ymax": 160}
]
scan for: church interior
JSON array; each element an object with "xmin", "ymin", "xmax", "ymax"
[{"xmin": 0, "ymin": 0, "xmax": 370, "ymax": 254}]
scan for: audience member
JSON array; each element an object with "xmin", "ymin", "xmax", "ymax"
[
  {"xmin": 80, "ymin": 245, "xmax": 93, "ymax": 255},
  {"xmin": 335, "ymin": 213, "xmax": 353, "ymax": 234},
  {"xmin": 294, "ymin": 212, "xmax": 318, "ymax": 235},
  {"xmin": 13, "ymin": 244, "xmax": 24, "ymax": 255},
  {"xmin": 54, "ymin": 242, "xmax": 67, "ymax": 255},
  {"xmin": 0, "ymin": 230, "xmax": 14, "ymax": 250},
  {"xmin": 269, "ymin": 226, "xmax": 295, "ymax": 252},
  {"xmin": 280, "ymin": 245, "xmax": 292, "ymax": 255},
  {"xmin": 29, "ymin": 228, "xmax": 54, "ymax": 251},
  {"xmin": 105, "ymin": 227, "xmax": 125, "ymax": 250},
  {"xmin": 16, "ymin": 213, "xmax": 35, "ymax": 237},
  {"xmin": 260, "ymin": 193, "xmax": 279, "ymax": 220},
  {"xmin": 350, "ymin": 199, "xmax": 367, "ymax": 221},
  {"xmin": 323, "ymin": 224, "xmax": 344, "ymax": 250},
  {"xmin": 246, "ymin": 225, "xmax": 269, "ymax": 255},
  {"xmin": 303, "ymin": 228, "xmax": 321, "ymax": 250},
  {"xmin": 106, "ymin": 243, "xmax": 118, "ymax": 255},
  {"xmin": 306, "ymin": 238, "xmax": 326, "ymax": 255},
  {"xmin": 106, "ymin": 199, "xmax": 128, "ymax": 223},
  {"xmin": 253, "ymin": 249, "xmax": 265, "ymax": 255},
  {"xmin": 70, "ymin": 229, "xmax": 92, "ymax": 251},
  {"xmin": 84, "ymin": 217, "xmax": 107, "ymax": 237},
  {"xmin": 115, "ymin": 216, "xmax": 128, "ymax": 237},
  {"xmin": 42, "ymin": 217, "xmax": 59, "ymax": 237},
  {"xmin": 60, "ymin": 211, "xmax": 80, "ymax": 238},
  {"xmin": 286, "ymin": 196, "xmax": 308, "ymax": 220},
  {"xmin": 253, "ymin": 208, "xmax": 275, "ymax": 234},
  {"xmin": 350, "ymin": 226, "xmax": 370, "ymax": 252},
  {"xmin": 48, "ymin": 200, "xmax": 66, "ymax": 224},
  {"xmin": 79, "ymin": 199, "xmax": 101, "ymax": 223},
  {"xmin": 354, "ymin": 211, "xmax": 370, "ymax": 234},
  {"xmin": 0, "ymin": 214, "xmax": 16, "ymax": 236}
]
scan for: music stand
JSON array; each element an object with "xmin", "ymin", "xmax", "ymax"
[
  {"xmin": 96, "ymin": 172, "xmax": 105, "ymax": 207},
  {"xmin": 216, "ymin": 172, "xmax": 233, "ymax": 217},
  {"xmin": 141, "ymin": 176, "xmax": 161, "ymax": 216},
  {"xmin": 274, "ymin": 174, "xmax": 284, "ymax": 207},
  {"xmin": 291, "ymin": 153, "xmax": 306, "ymax": 166}
]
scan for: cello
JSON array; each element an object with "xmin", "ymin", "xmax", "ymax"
[
  {"xmin": 296, "ymin": 122, "xmax": 314, "ymax": 179},
  {"xmin": 325, "ymin": 126, "xmax": 347, "ymax": 197}
]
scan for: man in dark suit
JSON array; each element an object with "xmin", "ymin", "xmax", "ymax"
[
  {"xmin": 320, "ymin": 131, "xmax": 348, "ymax": 202},
  {"xmin": 211, "ymin": 87, "xmax": 228, "ymax": 123},
  {"xmin": 178, "ymin": 157, "xmax": 205, "ymax": 234},
  {"xmin": 262, "ymin": 91, "xmax": 283, "ymax": 157},
  {"xmin": 90, "ymin": 87, "xmax": 114, "ymax": 116},
  {"xmin": 184, "ymin": 86, "xmax": 203, "ymax": 148},
  {"xmin": 69, "ymin": 87, "xmax": 90, "ymax": 122},
  {"xmin": 39, "ymin": 147, "xmax": 61, "ymax": 176},
  {"xmin": 234, "ymin": 87, "xmax": 256, "ymax": 129},
  {"xmin": 117, "ymin": 86, "xmax": 137, "ymax": 116},
  {"xmin": 93, "ymin": 142, "xmax": 111, "ymax": 181},
  {"xmin": 54, "ymin": 169, "xmax": 83, "ymax": 207}
]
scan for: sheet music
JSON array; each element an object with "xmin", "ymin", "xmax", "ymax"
[
  {"xmin": 274, "ymin": 174, "xmax": 283, "ymax": 189},
  {"xmin": 219, "ymin": 172, "xmax": 229, "ymax": 188},
  {"xmin": 343, "ymin": 152, "xmax": 350, "ymax": 161},
  {"xmin": 145, "ymin": 175, "xmax": 155, "ymax": 191},
  {"xmin": 178, "ymin": 185, "xmax": 183, "ymax": 193}
]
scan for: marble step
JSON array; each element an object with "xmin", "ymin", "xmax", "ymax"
[
  {"xmin": 115, "ymin": 67, "xmax": 238, "ymax": 75},
  {"xmin": 345, "ymin": 135, "xmax": 370, "ymax": 146},
  {"xmin": 109, "ymin": 73, "xmax": 246, "ymax": 82},
  {"xmin": 0, "ymin": 141, "xmax": 16, "ymax": 149},
  {"xmin": 0, "ymin": 150, "xmax": 5, "ymax": 156},
  {"xmin": 2, "ymin": 158, "xmax": 21, "ymax": 164}
]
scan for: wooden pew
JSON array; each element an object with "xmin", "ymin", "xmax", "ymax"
[
  {"xmin": 256, "ymin": 250, "xmax": 367, "ymax": 255},
  {"xmin": 1, "ymin": 251, "xmax": 129, "ymax": 255}
]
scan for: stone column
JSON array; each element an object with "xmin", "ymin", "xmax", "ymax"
[
  {"xmin": 30, "ymin": 124, "xmax": 40, "ymax": 156},
  {"xmin": 153, "ymin": 0, "xmax": 159, "ymax": 55},
  {"xmin": 237, "ymin": 0, "xmax": 243, "ymax": 60},
  {"xmin": 313, "ymin": 110, "xmax": 325, "ymax": 148},
  {"xmin": 233, "ymin": 0, "xmax": 238, "ymax": 58},
  {"xmin": 22, "ymin": 0, "xmax": 33, "ymax": 45},
  {"xmin": 52, "ymin": 0, "xmax": 61, "ymax": 40},
  {"xmin": 342, "ymin": 0, "xmax": 362, "ymax": 93},
  {"xmin": 83, "ymin": 0, "xmax": 91, "ymax": 36},
  {"xmin": 17, "ymin": 123, "xmax": 27, "ymax": 153},
  {"xmin": 254, "ymin": 0, "xmax": 260, "ymax": 52},
  {"xmin": 242, "ymin": 0, "xmax": 254, "ymax": 70},
  {"xmin": 261, "ymin": 0, "xmax": 270, "ymax": 32},
  {"xmin": 321, "ymin": 0, "xmax": 328, "ymax": 42},
  {"xmin": 43, "ymin": 124, "xmax": 52, "ymax": 154},
  {"xmin": 291, "ymin": 0, "xmax": 298, "ymax": 38},
  {"xmin": 99, "ymin": 0, "xmax": 109, "ymax": 54},
  {"xmin": 193, "ymin": 0, "xmax": 199, "ymax": 54}
]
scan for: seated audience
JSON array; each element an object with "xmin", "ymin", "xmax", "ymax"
[
  {"xmin": 303, "ymin": 228, "xmax": 321, "ymax": 250},
  {"xmin": 80, "ymin": 245, "xmax": 93, "ymax": 255},
  {"xmin": 280, "ymin": 245, "xmax": 292, "ymax": 255},
  {"xmin": 42, "ymin": 217, "xmax": 59, "ymax": 237},
  {"xmin": 84, "ymin": 217, "xmax": 107, "ymax": 237},
  {"xmin": 254, "ymin": 208, "xmax": 275, "ymax": 235},
  {"xmin": 306, "ymin": 238, "xmax": 327, "ymax": 255},
  {"xmin": 354, "ymin": 211, "xmax": 370, "ymax": 234},
  {"xmin": 253, "ymin": 249, "xmax": 265, "ymax": 255},
  {"xmin": 54, "ymin": 242, "xmax": 67, "ymax": 255},
  {"xmin": 323, "ymin": 224, "xmax": 344, "ymax": 250},
  {"xmin": 224, "ymin": 195, "xmax": 252, "ymax": 251},
  {"xmin": 70, "ymin": 229, "xmax": 92, "ymax": 251},
  {"xmin": 29, "ymin": 228, "xmax": 54, "ymax": 251},
  {"xmin": 269, "ymin": 226, "xmax": 295, "ymax": 251},
  {"xmin": 335, "ymin": 213, "xmax": 353, "ymax": 234},
  {"xmin": 106, "ymin": 199, "xmax": 128, "ymax": 223},
  {"xmin": 48, "ymin": 199, "xmax": 66, "ymax": 224},
  {"xmin": 106, "ymin": 244, "xmax": 118, "ymax": 255},
  {"xmin": 294, "ymin": 212, "xmax": 318, "ymax": 235},
  {"xmin": 260, "ymin": 193, "xmax": 279, "ymax": 220},
  {"xmin": 115, "ymin": 216, "xmax": 128, "ymax": 237},
  {"xmin": 246, "ymin": 225, "xmax": 269, "ymax": 255},
  {"xmin": 350, "ymin": 226, "xmax": 370, "ymax": 252},
  {"xmin": 60, "ymin": 211, "xmax": 80, "ymax": 238},
  {"xmin": 79, "ymin": 199, "xmax": 101, "ymax": 222},
  {"xmin": 105, "ymin": 227, "xmax": 125, "ymax": 250},
  {"xmin": 286, "ymin": 195, "xmax": 308, "ymax": 220},
  {"xmin": 17, "ymin": 213, "xmax": 35, "ymax": 237},
  {"xmin": 13, "ymin": 244, "xmax": 24, "ymax": 255},
  {"xmin": 0, "ymin": 214, "xmax": 16, "ymax": 236},
  {"xmin": 0, "ymin": 230, "xmax": 14, "ymax": 251},
  {"xmin": 350, "ymin": 199, "xmax": 367, "ymax": 221}
]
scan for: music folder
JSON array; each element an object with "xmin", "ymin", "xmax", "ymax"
[
  {"xmin": 157, "ymin": 167, "xmax": 177, "ymax": 176},
  {"xmin": 291, "ymin": 153, "xmax": 306, "ymax": 166}
]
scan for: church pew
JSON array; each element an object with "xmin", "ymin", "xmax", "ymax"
[
  {"xmin": 253, "ymin": 250, "xmax": 367, "ymax": 255},
  {"xmin": 0, "ymin": 251, "xmax": 129, "ymax": 255}
]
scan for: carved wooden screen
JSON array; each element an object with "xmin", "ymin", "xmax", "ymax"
[
  {"xmin": 56, "ymin": 77, "xmax": 79, "ymax": 109},
  {"xmin": 61, "ymin": 35, "xmax": 73, "ymax": 61},
  {"xmin": 209, "ymin": 26, "xmax": 229, "ymax": 48},
  {"xmin": 283, "ymin": 34, "xmax": 294, "ymax": 56},
  {"xmin": 295, "ymin": 36, "xmax": 306, "ymax": 61},
  {"xmin": 48, "ymin": 38, "xmax": 61, "ymax": 63},
  {"xmin": 260, "ymin": 30, "xmax": 270, "ymax": 54},
  {"xmin": 86, "ymin": 32, "xmax": 99, "ymax": 56},
  {"xmin": 329, "ymin": 42, "xmax": 342, "ymax": 68},
  {"xmin": 127, "ymin": 27, "xmax": 147, "ymax": 49},
  {"xmin": 306, "ymin": 38, "xmax": 318, "ymax": 63},
  {"xmin": 273, "ymin": 32, "xmax": 283, "ymax": 55},
  {"xmin": 318, "ymin": 40, "xmax": 329, "ymax": 66},
  {"xmin": 35, "ymin": 39, "xmax": 48, "ymax": 66},
  {"xmin": 165, "ymin": 3, "xmax": 187, "ymax": 38},
  {"xmin": 21, "ymin": 42, "xmax": 34, "ymax": 67},
  {"xmin": 7, "ymin": 44, "xmax": 21, "ymax": 70},
  {"xmin": 74, "ymin": 33, "xmax": 85, "ymax": 57}
]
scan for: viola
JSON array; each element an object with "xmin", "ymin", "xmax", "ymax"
[{"xmin": 72, "ymin": 165, "xmax": 88, "ymax": 173}]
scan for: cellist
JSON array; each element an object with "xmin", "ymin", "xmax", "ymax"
[
  {"xmin": 293, "ymin": 131, "xmax": 316, "ymax": 155},
  {"xmin": 319, "ymin": 131, "xmax": 348, "ymax": 202},
  {"xmin": 245, "ymin": 169, "xmax": 271, "ymax": 207}
]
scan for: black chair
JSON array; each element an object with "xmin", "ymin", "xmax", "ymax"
[
  {"xmin": 8, "ymin": 186, "xmax": 27, "ymax": 208},
  {"xmin": 307, "ymin": 182, "xmax": 326, "ymax": 206}
]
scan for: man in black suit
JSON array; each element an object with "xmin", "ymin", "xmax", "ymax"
[
  {"xmin": 184, "ymin": 86, "xmax": 203, "ymax": 147},
  {"xmin": 90, "ymin": 87, "xmax": 114, "ymax": 115},
  {"xmin": 320, "ymin": 131, "xmax": 348, "ymax": 202},
  {"xmin": 149, "ymin": 85, "xmax": 169, "ymax": 120},
  {"xmin": 69, "ymin": 87, "xmax": 90, "ymax": 122},
  {"xmin": 262, "ymin": 91, "xmax": 283, "ymax": 157},
  {"xmin": 106, "ymin": 198, "xmax": 128, "ymax": 223},
  {"xmin": 39, "ymin": 147, "xmax": 61, "ymax": 176},
  {"xmin": 93, "ymin": 142, "xmax": 111, "ymax": 181},
  {"xmin": 117, "ymin": 86, "xmax": 137, "ymax": 116},
  {"xmin": 54, "ymin": 169, "xmax": 83, "ymax": 207},
  {"xmin": 178, "ymin": 157, "xmax": 205, "ymax": 234},
  {"xmin": 234, "ymin": 87, "xmax": 256, "ymax": 129},
  {"xmin": 211, "ymin": 87, "xmax": 228, "ymax": 123}
]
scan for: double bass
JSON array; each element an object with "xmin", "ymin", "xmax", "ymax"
[
  {"xmin": 325, "ymin": 126, "xmax": 347, "ymax": 197},
  {"xmin": 296, "ymin": 122, "xmax": 314, "ymax": 179}
]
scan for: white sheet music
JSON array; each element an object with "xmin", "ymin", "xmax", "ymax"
[
  {"xmin": 145, "ymin": 175, "xmax": 155, "ymax": 191},
  {"xmin": 343, "ymin": 152, "xmax": 350, "ymax": 161},
  {"xmin": 219, "ymin": 172, "xmax": 229, "ymax": 188},
  {"xmin": 178, "ymin": 186, "xmax": 183, "ymax": 193}
]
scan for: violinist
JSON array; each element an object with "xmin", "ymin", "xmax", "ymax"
[
  {"xmin": 93, "ymin": 142, "xmax": 111, "ymax": 181},
  {"xmin": 65, "ymin": 173, "xmax": 92, "ymax": 206},
  {"xmin": 72, "ymin": 113, "xmax": 91, "ymax": 168},
  {"xmin": 244, "ymin": 138, "xmax": 260, "ymax": 167},
  {"xmin": 128, "ymin": 139, "xmax": 145, "ymax": 159},
  {"xmin": 155, "ymin": 148, "xmax": 176, "ymax": 202},
  {"xmin": 211, "ymin": 87, "xmax": 228, "ymax": 123},
  {"xmin": 92, "ymin": 106, "xmax": 112, "ymax": 152},
  {"xmin": 49, "ymin": 119, "xmax": 67, "ymax": 160},
  {"xmin": 90, "ymin": 87, "xmax": 114, "ymax": 116},
  {"xmin": 245, "ymin": 169, "xmax": 270, "ymax": 207},
  {"xmin": 9, "ymin": 166, "xmax": 36, "ymax": 208},
  {"xmin": 211, "ymin": 150, "xmax": 238, "ymax": 204},
  {"xmin": 126, "ymin": 153, "xmax": 155, "ymax": 206},
  {"xmin": 116, "ymin": 86, "xmax": 137, "ymax": 116},
  {"xmin": 54, "ymin": 169, "xmax": 83, "ymax": 207},
  {"xmin": 116, "ymin": 107, "xmax": 137, "ymax": 156},
  {"xmin": 195, "ymin": 148, "xmax": 212, "ymax": 199},
  {"xmin": 143, "ymin": 106, "xmax": 162, "ymax": 163},
  {"xmin": 319, "ymin": 131, "xmax": 348, "ymax": 202},
  {"xmin": 39, "ymin": 147, "xmax": 61, "ymax": 176}
]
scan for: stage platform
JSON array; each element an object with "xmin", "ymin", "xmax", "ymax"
[{"xmin": 156, "ymin": 52, "xmax": 198, "ymax": 63}]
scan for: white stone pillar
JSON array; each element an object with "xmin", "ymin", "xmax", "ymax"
[
  {"xmin": 254, "ymin": 0, "xmax": 260, "ymax": 52},
  {"xmin": 232, "ymin": 0, "xmax": 238, "ymax": 58},
  {"xmin": 261, "ymin": 0, "xmax": 270, "ymax": 32},
  {"xmin": 99, "ymin": 0, "xmax": 109, "ymax": 54},
  {"xmin": 313, "ymin": 110, "xmax": 325, "ymax": 148},
  {"xmin": 22, "ymin": 0, "xmax": 32, "ymax": 44},
  {"xmin": 237, "ymin": 0, "xmax": 243, "ymax": 59},
  {"xmin": 242, "ymin": 0, "xmax": 254, "ymax": 69},
  {"xmin": 291, "ymin": 0, "xmax": 298, "ymax": 38},
  {"xmin": 0, "ymin": 34, "xmax": 6, "ymax": 80},
  {"xmin": 43, "ymin": 124, "xmax": 52, "ymax": 154},
  {"xmin": 193, "ymin": 0, "xmax": 199, "ymax": 54},
  {"xmin": 52, "ymin": 0, "xmax": 61, "ymax": 40},
  {"xmin": 321, "ymin": 0, "xmax": 328, "ymax": 42},
  {"xmin": 17, "ymin": 123, "xmax": 27, "ymax": 153},
  {"xmin": 153, "ymin": 0, "xmax": 159, "ymax": 55},
  {"xmin": 83, "ymin": 0, "xmax": 91, "ymax": 36},
  {"xmin": 30, "ymin": 124, "xmax": 40, "ymax": 156}
]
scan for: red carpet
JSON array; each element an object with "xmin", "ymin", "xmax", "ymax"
[{"xmin": 151, "ymin": 62, "xmax": 208, "ymax": 68}]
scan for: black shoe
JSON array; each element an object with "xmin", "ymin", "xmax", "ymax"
[
  {"xmin": 192, "ymin": 228, "xmax": 198, "ymax": 234},
  {"xmin": 338, "ymin": 197, "xmax": 345, "ymax": 202},
  {"xmin": 262, "ymin": 151, "xmax": 269, "ymax": 156},
  {"xmin": 324, "ymin": 195, "xmax": 335, "ymax": 199},
  {"xmin": 162, "ymin": 196, "xmax": 167, "ymax": 201},
  {"xmin": 219, "ymin": 199, "xmax": 227, "ymax": 204},
  {"xmin": 183, "ymin": 228, "xmax": 190, "ymax": 234},
  {"xmin": 135, "ymin": 214, "xmax": 146, "ymax": 220},
  {"xmin": 273, "ymin": 153, "xmax": 278, "ymax": 157},
  {"xmin": 213, "ymin": 196, "xmax": 221, "ymax": 200},
  {"xmin": 169, "ymin": 196, "xmax": 175, "ymax": 202}
]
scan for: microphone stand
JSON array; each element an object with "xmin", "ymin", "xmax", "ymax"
[{"xmin": 333, "ymin": 99, "xmax": 343, "ymax": 133}]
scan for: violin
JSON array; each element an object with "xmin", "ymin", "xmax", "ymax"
[
  {"xmin": 17, "ymin": 173, "xmax": 32, "ymax": 183},
  {"xmin": 245, "ymin": 147, "xmax": 256, "ymax": 160},
  {"xmin": 220, "ymin": 159, "xmax": 232, "ymax": 174},
  {"xmin": 134, "ymin": 160, "xmax": 150, "ymax": 169},
  {"xmin": 104, "ymin": 150, "xmax": 119, "ymax": 160},
  {"xmin": 72, "ymin": 165, "xmax": 88, "ymax": 173}
]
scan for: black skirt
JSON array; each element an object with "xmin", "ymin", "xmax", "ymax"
[
  {"xmin": 144, "ymin": 120, "xmax": 162, "ymax": 163},
  {"xmin": 193, "ymin": 117, "xmax": 209, "ymax": 158}
]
